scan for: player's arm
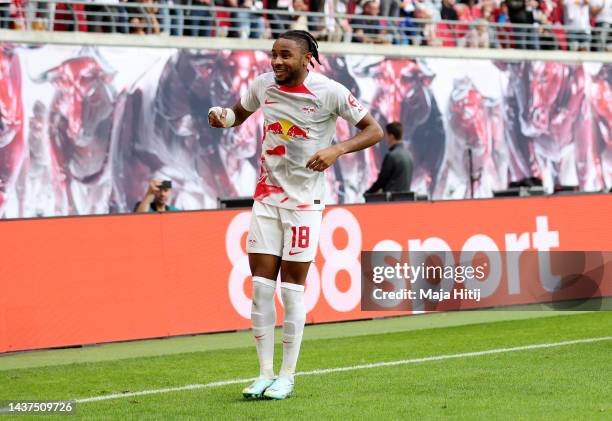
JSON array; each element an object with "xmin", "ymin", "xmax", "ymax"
[
  {"xmin": 208, "ymin": 102, "xmax": 254, "ymax": 129},
  {"xmin": 306, "ymin": 112, "xmax": 383, "ymax": 172}
]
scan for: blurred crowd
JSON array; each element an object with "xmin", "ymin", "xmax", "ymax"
[{"xmin": 0, "ymin": 0, "xmax": 610, "ymax": 50}]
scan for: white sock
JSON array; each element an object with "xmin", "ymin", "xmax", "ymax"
[
  {"xmin": 251, "ymin": 276, "xmax": 277, "ymax": 379},
  {"xmin": 279, "ymin": 282, "xmax": 306, "ymax": 381}
]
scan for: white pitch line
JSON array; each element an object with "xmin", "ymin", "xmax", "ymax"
[{"xmin": 75, "ymin": 335, "xmax": 612, "ymax": 404}]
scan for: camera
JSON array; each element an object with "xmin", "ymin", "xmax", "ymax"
[{"xmin": 159, "ymin": 180, "xmax": 172, "ymax": 189}]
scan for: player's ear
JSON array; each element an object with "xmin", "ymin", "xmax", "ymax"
[{"xmin": 304, "ymin": 52, "xmax": 313, "ymax": 68}]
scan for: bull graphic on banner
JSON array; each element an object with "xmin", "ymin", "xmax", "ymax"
[
  {"xmin": 0, "ymin": 43, "xmax": 610, "ymax": 219},
  {"xmin": 0, "ymin": 45, "xmax": 25, "ymax": 217}
]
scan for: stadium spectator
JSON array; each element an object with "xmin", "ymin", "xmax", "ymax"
[
  {"xmin": 467, "ymin": 18, "xmax": 491, "ymax": 46},
  {"xmin": 250, "ymin": 0, "xmax": 266, "ymax": 38},
  {"xmin": 289, "ymin": 0, "xmax": 309, "ymax": 31},
  {"xmin": 480, "ymin": 0, "xmax": 500, "ymax": 42},
  {"xmin": 365, "ymin": 122, "xmax": 413, "ymax": 194},
  {"xmin": 457, "ymin": 0, "xmax": 482, "ymax": 19},
  {"xmin": 438, "ymin": 0, "xmax": 459, "ymax": 45},
  {"xmin": 86, "ymin": 0, "xmax": 115, "ymax": 33},
  {"xmin": 481, "ymin": 0, "xmax": 497, "ymax": 21},
  {"xmin": 455, "ymin": 0, "xmax": 480, "ymax": 47},
  {"xmin": 397, "ymin": 0, "xmax": 417, "ymax": 44},
  {"xmin": 491, "ymin": 1, "xmax": 512, "ymax": 47},
  {"xmin": 188, "ymin": 0, "xmax": 215, "ymax": 37},
  {"xmin": 142, "ymin": 0, "xmax": 162, "ymax": 34},
  {"xmin": 496, "ymin": 1, "xmax": 510, "ymax": 21},
  {"xmin": 563, "ymin": 0, "xmax": 591, "ymax": 51},
  {"xmin": 398, "ymin": 14, "xmax": 418, "ymax": 44},
  {"xmin": 524, "ymin": 0, "xmax": 542, "ymax": 49},
  {"xmin": 547, "ymin": 0, "xmax": 564, "ymax": 22},
  {"xmin": 4, "ymin": 0, "xmax": 603, "ymax": 52},
  {"xmin": 265, "ymin": 0, "xmax": 291, "ymax": 38},
  {"xmin": 529, "ymin": 4, "xmax": 561, "ymax": 49},
  {"xmin": 135, "ymin": 179, "xmax": 179, "ymax": 212},
  {"xmin": 53, "ymin": 2, "xmax": 88, "ymax": 31},
  {"xmin": 129, "ymin": 16, "xmax": 146, "ymax": 34},
  {"xmin": 418, "ymin": 0, "xmax": 442, "ymax": 19},
  {"xmin": 399, "ymin": 0, "xmax": 417, "ymax": 23},
  {"xmin": 0, "ymin": 0, "xmax": 9, "ymax": 29},
  {"xmin": 227, "ymin": 0, "xmax": 264, "ymax": 38},
  {"xmin": 441, "ymin": 0, "xmax": 459, "ymax": 20},
  {"xmin": 398, "ymin": 3, "xmax": 438, "ymax": 45},
  {"xmin": 591, "ymin": 0, "xmax": 612, "ymax": 51},
  {"xmin": 507, "ymin": 0, "xmax": 532, "ymax": 48},
  {"xmin": 226, "ymin": 0, "xmax": 243, "ymax": 37},
  {"xmin": 160, "ymin": 0, "xmax": 172, "ymax": 35},
  {"xmin": 157, "ymin": 0, "xmax": 172, "ymax": 33},
  {"xmin": 170, "ymin": 0, "xmax": 186, "ymax": 35},
  {"xmin": 307, "ymin": 0, "xmax": 325, "ymax": 37},
  {"xmin": 330, "ymin": 0, "xmax": 353, "ymax": 42},
  {"xmin": 313, "ymin": 0, "xmax": 348, "ymax": 41},
  {"xmin": 528, "ymin": 0, "xmax": 543, "ymax": 22},
  {"xmin": 6, "ymin": 0, "xmax": 25, "ymax": 29},
  {"xmin": 380, "ymin": 0, "xmax": 400, "ymax": 17},
  {"xmin": 351, "ymin": 0, "xmax": 391, "ymax": 43},
  {"xmin": 113, "ymin": 0, "xmax": 130, "ymax": 34},
  {"xmin": 124, "ymin": 0, "xmax": 162, "ymax": 34},
  {"xmin": 379, "ymin": 0, "xmax": 401, "ymax": 42},
  {"xmin": 416, "ymin": 5, "xmax": 440, "ymax": 45}
]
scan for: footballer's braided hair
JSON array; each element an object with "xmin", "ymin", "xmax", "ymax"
[{"xmin": 279, "ymin": 30, "xmax": 321, "ymax": 68}]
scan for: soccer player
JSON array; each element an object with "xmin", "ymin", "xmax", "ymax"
[{"xmin": 208, "ymin": 30, "xmax": 383, "ymax": 400}]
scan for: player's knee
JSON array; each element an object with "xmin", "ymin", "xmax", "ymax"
[
  {"xmin": 251, "ymin": 263, "xmax": 279, "ymax": 280},
  {"xmin": 280, "ymin": 271, "xmax": 307, "ymax": 286},
  {"xmin": 281, "ymin": 261, "xmax": 310, "ymax": 285},
  {"xmin": 249, "ymin": 255, "xmax": 281, "ymax": 279}
]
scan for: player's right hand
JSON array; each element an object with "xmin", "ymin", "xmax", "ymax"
[{"xmin": 208, "ymin": 107, "xmax": 227, "ymax": 128}]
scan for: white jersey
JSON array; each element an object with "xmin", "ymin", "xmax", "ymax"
[{"xmin": 241, "ymin": 71, "xmax": 368, "ymax": 211}]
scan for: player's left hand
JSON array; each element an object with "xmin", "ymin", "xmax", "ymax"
[{"xmin": 306, "ymin": 145, "xmax": 343, "ymax": 172}]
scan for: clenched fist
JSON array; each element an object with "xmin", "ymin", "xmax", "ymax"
[{"xmin": 306, "ymin": 145, "xmax": 343, "ymax": 172}]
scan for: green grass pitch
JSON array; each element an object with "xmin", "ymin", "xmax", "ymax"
[{"xmin": 1, "ymin": 311, "xmax": 611, "ymax": 420}]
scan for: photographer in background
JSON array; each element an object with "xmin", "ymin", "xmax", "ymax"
[{"xmin": 135, "ymin": 179, "xmax": 179, "ymax": 213}]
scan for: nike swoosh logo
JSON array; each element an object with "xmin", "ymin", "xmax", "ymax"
[
  {"xmin": 288, "ymin": 250, "xmax": 303, "ymax": 256},
  {"xmin": 264, "ymin": 100, "xmax": 278, "ymax": 104},
  {"xmin": 255, "ymin": 335, "xmax": 265, "ymax": 339}
]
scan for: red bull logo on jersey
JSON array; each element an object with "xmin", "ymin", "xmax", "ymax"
[{"xmin": 265, "ymin": 119, "xmax": 310, "ymax": 141}]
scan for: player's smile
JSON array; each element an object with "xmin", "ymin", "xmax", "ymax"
[
  {"xmin": 273, "ymin": 67, "xmax": 294, "ymax": 84},
  {"xmin": 274, "ymin": 67, "xmax": 287, "ymax": 78},
  {"xmin": 272, "ymin": 61, "xmax": 293, "ymax": 82}
]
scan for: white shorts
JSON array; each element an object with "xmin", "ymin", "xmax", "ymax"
[{"xmin": 246, "ymin": 201, "xmax": 322, "ymax": 262}]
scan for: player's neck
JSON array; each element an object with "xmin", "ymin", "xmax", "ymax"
[{"xmin": 281, "ymin": 71, "xmax": 309, "ymax": 88}]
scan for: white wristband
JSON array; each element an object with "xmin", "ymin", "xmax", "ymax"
[
  {"xmin": 208, "ymin": 106, "xmax": 235, "ymax": 128},
  {"xmin": 224, "ymin": 107, "xmax": 236, "ymax": 127}
]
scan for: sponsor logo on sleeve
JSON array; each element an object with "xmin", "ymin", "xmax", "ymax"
[{"xmin": 348, "ymin": 94, "xmax": 364, "ymax": 112}]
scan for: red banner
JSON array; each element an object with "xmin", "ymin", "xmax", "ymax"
[{"xmin": 1, "ymin": 194, "xmax": 611, "ymax": 352}]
